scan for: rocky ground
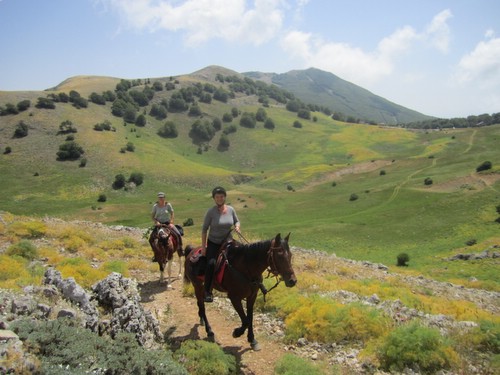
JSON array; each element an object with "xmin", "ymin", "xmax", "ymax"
[{"xmin": 1, "ymin": 220, "xmax": 499, "ymax": 374}]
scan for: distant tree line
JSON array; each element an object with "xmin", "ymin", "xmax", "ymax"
[{"xmin": 400, "ymin": 112, "xmax": 500, "ymax": 129}]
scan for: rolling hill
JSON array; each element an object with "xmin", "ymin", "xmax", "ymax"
[
  {"xmin": 244, "ymin": 67, "xmax": 433, "ymax": 124},
  {"xmin": 0, "ymin": 65, "xmax": 499, "ymax": 291}
]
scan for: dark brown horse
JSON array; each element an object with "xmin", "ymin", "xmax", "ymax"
[
  {"xmin": 149, "ymin": 225, "xmax": 183, "ymax": 287},
  {"xmin": 183, "ymin": 233, "xmax": 297, "ymax": 350}
]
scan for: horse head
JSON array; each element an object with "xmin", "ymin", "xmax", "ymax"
[{"xmin": 268, "ymin": 233, "xmax": 297, "ymax": 287}]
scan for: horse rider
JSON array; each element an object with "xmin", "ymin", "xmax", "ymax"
[
  {"xmin": 201, "ymin": 186, "xmax": 241, "ymax": 302},
  {"xmin": 149, "ymin": 192, "xmax": 183, "ymax": 254}
]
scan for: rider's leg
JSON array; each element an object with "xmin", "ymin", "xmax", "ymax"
[{"xmin": 204, "ymin": 240, "xmax": 219, "ymax": 302}]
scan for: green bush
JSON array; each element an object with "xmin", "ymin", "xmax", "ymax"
[
  {"xmin": 476, "ymin": 161, "xmax": 492, "ymax": 172},
  {"xmin": 6, "ymin": 240, "xmax": 38, "ymax": 260},
  {"xmin": 274, "ymin": 353, "xmax": 324, "ymax": 375},
  {"xmin": 12, "ymin": 318, "xmax": 187, "ymax": 375},
  {"xmin": 175, "ymin": 340, "xmax": 236, "ymax": 375},
  {"xmin": 377, "ymin": 322, "xmax": 458, "ymax": 373},
  {"xmin": 97, "ymin": 194, "xmax": 107, "ymax": 202},
  {"xmin": 396, "ymin": 253, "xmax": 410, "ymax": 267}
]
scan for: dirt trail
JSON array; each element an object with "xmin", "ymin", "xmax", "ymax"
[{"xmin": 131, "ymin": 266, "xmax": 286, "ymax": 375}]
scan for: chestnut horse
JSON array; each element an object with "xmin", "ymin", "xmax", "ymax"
[
  {"xmin": 149, "ymin": 225, "xmax": 183, "ymax": 288},
  {"xmin": 183, "ymin": 233, "xmax": 297, "ymax": 350}
]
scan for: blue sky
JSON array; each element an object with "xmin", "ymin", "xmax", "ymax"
[{"xmin": 1, "ymin": 0, "xmax": 499, "ymax": 118}]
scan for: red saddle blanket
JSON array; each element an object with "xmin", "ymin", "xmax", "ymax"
[{"xmin": 190, "ymin": 247, "xmax": 226, "ymax": 284}]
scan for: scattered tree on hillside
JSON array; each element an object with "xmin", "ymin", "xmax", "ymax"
[
  {"xmin": 13, "ymin": 121, "xmax": 29, "ymax": 138},
  {"xmin": 58, "ymin": 120, "xmax": 77, "ymax": 135},
  {"xmin": 152, "ymin": 81, "xmax": 163, "ymax": 91},
  {"xmin": 112, "ymin": 174, "xmax": 126, "ymax": 189},
  {"xmin": 240, "ymin": 112, "xmax": 256, "ymax": 128},
  {"xmin": 135, "ymin": 114, "xmax": 146, "ymax": 127},
  {"xmin": 188, "ymin": 103, "xmax": 202, "ymax": 116},
  {"xmin": 17, "ymin": 100, "xmax": 31, "ymax": 112},
  {"xmin": 35, "ymin": 97, "xmax": 55, "ymax": 109},
  {"xmin": 128, "ymin": 172, "xmax": 144, "ymax": 186},
  {"xmin": 56, "ymin": 141, "xmax": 84, "ymax": 161},
  {"xmin": 222, "ymin": 113, "xmax": 233, "ymax": 122},
  {"xmin": 0, "ymin": 103, "xmax": 19, "ymax": 115},
  {"xmin": 223, "ymin": 124, "xmax": 237, "ymax": 135},
  {"xmin": 476, "ymin": 161, "xmax": 492, "ymax": 172},
  {"xmin": 158, "ymin": 121, "xmax": 178, "ymax": 138},
  {"xmin": 218, "ymin": 134, "xmax": 230, "ymax": 150},
  {"xmin": 396, "ymin": 253, "xmax": 410, "ymax": 266},
  {"xmin": 256, "ymin": 108, "xmax": 267, "ymax": 122},
  {"xmin": 293, "ymin": 120, "xmax": 302, "ymax": 128},
  {"xmin": 89, "ymin": 92, "xmax": 106, "ymax": 105},
  {"xmin": 190, "ymin": 120, "xmax": 215, "ymax": 142},
  {"xmin": 264, "ymin": 118, "xmax": 275, "ymax": 130}
]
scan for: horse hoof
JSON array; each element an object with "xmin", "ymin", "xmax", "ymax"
[
  {"xmin": 207, "ymin": 332, "xmax": 215, "ymax": 342},
  {"xmin": 251, "ymin": 341, "xmax": 261, "ymax": 351},
  {"xmin": 232, "ymin": 328, "xmax": 244, "ymax": 338},
  {"xmin": 167, "ymin": 284, "xmax": 172, "ymax": 289}
]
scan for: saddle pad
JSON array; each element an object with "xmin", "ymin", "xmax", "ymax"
[{"xmin": 216, "ymin": 261, "xmax": 227, "ymax": 285}]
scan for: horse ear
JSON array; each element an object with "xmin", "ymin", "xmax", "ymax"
[
  {"xmin": 285, "ymin": 232, "xmax": 290, "ymax": 242},
  {"xmin": 275, "ymin": 233, "xmax": 281, "ymax": 243}
]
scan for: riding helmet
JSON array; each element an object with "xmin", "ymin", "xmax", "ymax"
[{"xmin": 212, "ymin": 186, "xmax": 226, "ymax": 198}]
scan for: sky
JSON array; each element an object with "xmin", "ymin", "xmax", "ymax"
[{"xmin": 0, "ymin": 0, "xmax": 499, "ymax": 119}]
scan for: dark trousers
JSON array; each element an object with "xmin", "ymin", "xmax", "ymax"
[{"xmin": 204, "ymin": 239, "xmax": 221, "ymax": 294}]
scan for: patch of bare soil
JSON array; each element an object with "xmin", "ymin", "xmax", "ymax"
[{"xmin": 131, "ymin": 265, "xmax": 286, "ymax": 375}]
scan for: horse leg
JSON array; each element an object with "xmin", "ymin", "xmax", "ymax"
[
  {"xmin": 166, "ymin": 259, "xmax": 172, "ymax": 289},
  {"xmin": 177, "ymin": 253, "xmax": 183, "ymax": 278},
  {"xmin": 194, "ymin": 283, "xmax": 214, "ymax": 339},
  {"xmin": 246, "ymin": 292, "xmax": 260, "ymax": 351},
  {"xmin": 159, "ymin": 261, "xmax": 166, "ymax": 284},
  {"xmin": 229, "ymin": 296, "xmax": 248, "ymax": 339}
]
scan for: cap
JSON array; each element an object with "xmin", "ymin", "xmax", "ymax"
[{"xmin": 157, "ymin": 192, "xmax": 165, "ymax": 198}]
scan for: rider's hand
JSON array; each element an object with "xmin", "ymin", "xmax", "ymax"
[{"xmin": 235, "ymin": 225, "xmax": 241, "ymax": 233}]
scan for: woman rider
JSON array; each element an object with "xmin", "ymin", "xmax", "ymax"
[
  {"xmin": 201, "ymin": 186, "xmax": 240, "ymax": 302},
  {"xmin": 150, "ymin": 192, "xmax": 183, "ymax": 253}
]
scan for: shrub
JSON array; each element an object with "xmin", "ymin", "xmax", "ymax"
[
  {"xmin": 4, "ymin": 146, "xmax": 12, "ymax": 154},
  {"xmin": 377, "ymin": 322, "xmax": 458, "ymax": 373},
  {"xmin": 125, "ymin": 142, "xmax": 135, "ymax": 152},
  {"xmin": 476, "ymin": 161, "xmax": 492, "ymax": 172},
  {"xmin": 465, "ymin": 239, "xmax": 477, "ymax": 246},
  {"xmin": 79, "ymin": 158, "xmax": 87, "ymax": 167},
  {"xmin": 183, "ymin": 218, "xmax": 194, "ymax": 226},
  {"xmin": 424, "ymin": 177, "xmax": 433, "ymax": 185},
  {"xmin": 293, "ymin": 120, "xmax": 302, "ymax": 128},
  {"xmin": 97, "ymin": 194, "xmax": 107, "ymax": 202},
  {"xmin": 113, "ymin": 174, "xmax": 126, "ymax": 189},
  {"xmin": 6, "ymin": 240, "xmax": 38, "ymax": 260},
  {"xmin": 175, "ymin": 340, "xmax": 236, "ymax": 375},
  {"xmin": 380, "ymin": 170, "xmax": 386, "ymax": 175},
  {"xmin": 128, "ymin": 172, "xmax": 144, "ymax": 186},
  {"xmin": 349, "ymin": 193, "xmax": 359, "ymax": 201},
  {"xmin": 11, "ymin": 319, "xmax": 187, "ymax": 375},
  {"xmin": 158, "ymin": 121, "xmax": 178, "ymax": 138},
  {"xmin": 56, "ymin": 141, "xmax": 84, "ymax": 161},
  {"xmin": 13, "ymin": 121, "xmax": 29, "ymax": 138},
  {"xmin": 274, "ymin": 353, "xmax": 324, "ymax": 375},
  {"xmin": 396, "ymin": 253, "xmax": 410, "ymax": 267}
]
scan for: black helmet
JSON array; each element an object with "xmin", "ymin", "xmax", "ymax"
[{"xmin": 212, "ymin": 186, "xmax": 226, "ymax": 198}]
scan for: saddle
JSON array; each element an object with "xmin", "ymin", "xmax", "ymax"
[{"xmin": 189, "ymin": 242, "xmax": 235, "ymax": 282}]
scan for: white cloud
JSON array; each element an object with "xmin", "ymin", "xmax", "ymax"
[
  {"xmin": 101, "ymin": 0, "xmax": 285, "ymax": 46},
  {"xmin": 424, "ymin": 9, "xmax": 452, "ymax": 53},
  {"xmin": 280, "ymin": 9, "xmax": 451, "ymax": 87},
  {"xmin": 454, "ymin": 34, "xmax": 500, "ymax": 87}
]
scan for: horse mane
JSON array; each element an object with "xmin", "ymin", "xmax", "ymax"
[{"xmin": 229, "ymin": 239, "xmax": 272, "ymax": 262}]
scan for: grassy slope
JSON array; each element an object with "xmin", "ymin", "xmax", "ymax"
[{"xmin": 0, "ymin": 74, "xmax": 499, "ymax": 289}]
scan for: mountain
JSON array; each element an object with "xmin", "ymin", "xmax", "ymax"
[{"xmin": 244, "ymin": 67, "xmax": 433, "ymax": 125}]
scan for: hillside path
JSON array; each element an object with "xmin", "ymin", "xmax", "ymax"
[{"xmin": 131, "ymin": 266, "xmax": 286, "ymax": 375}]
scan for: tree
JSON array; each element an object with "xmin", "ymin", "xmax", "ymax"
[
  {"xmin": 13, "ymin": 121, "xmax": 29, "ymax": 138},
  {"xmin": 218, "ymin": 134, "xmax": 230, "ymax": 149},
  {"xmin": 135, "ymin": 114, "xmax": 146, "ymax": 127},
  {"xmin": 158, "ymin": 121, "xmax": 178, "ymax": 138},
  {"xmin": 17, "ymin": 100, "xmax": 31, "ymax": 112},
  {"xmin": 152, "ymin": 81, "xmax": 163, "ymax": 91},
  {"xmin": 112, "ymin": 174, "xmax": 126, "ymax": 189},
  {"xmin": 264, "ymin": 118, "xmax": 275, "ymax": 130},
  {"xmin": 190, "ymin": 120, "xmax": 215, "ymax": 142},
  {"xmin": 476, "ymin": 161, "xmax": 492, "ymax": 172},
  {"xmin": 293, "ymin": 120, "xmax": 302, "ymax": 128},
  {"xmin": 58, "ymin": 120, "xmax": 77, "ymax": 134},
  {"xmin": 56, "ymin": 141, "xmax": 84, "ymax": 161},
  {"xmin": 89, "ymin": 92, "xmax": 106, "ymax": 105},
  {"xmin": 188, "ymin": 104, "xmax": 202, "ymax": 116},
  {"xmin": 397, "ymin": 253, "xmax": 410, "ymax": 266},
  {"xmin": 239, "ymin": 112, "xmax": 256, "ymax": 128},
  {"xmin": 222, "ymin": 113, "xmax": 233, "ymax": 122},
  {"xmin": 128, "ymin": 172, "xmax": 144, "ymax": 186},
  {"xmin": 256, "ymin": 108, "xmax": 267, "ymax": 122},
  {"xmin": 35, "ymin": 97, "xmax": 55, "ymax": 109}
]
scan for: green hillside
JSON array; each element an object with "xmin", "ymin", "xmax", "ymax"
[
  {"xmin": 245, "ymin": 67, "xmax": 433, "ymax": 124},
  {"xmin": 0, "ymin": 66, "xmax": 499, "ymax": 290}
]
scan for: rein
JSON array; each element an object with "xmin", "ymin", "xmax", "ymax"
[{"xmin": 224, "ymin": 236, "xmax": 284, "ymax": 302}]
